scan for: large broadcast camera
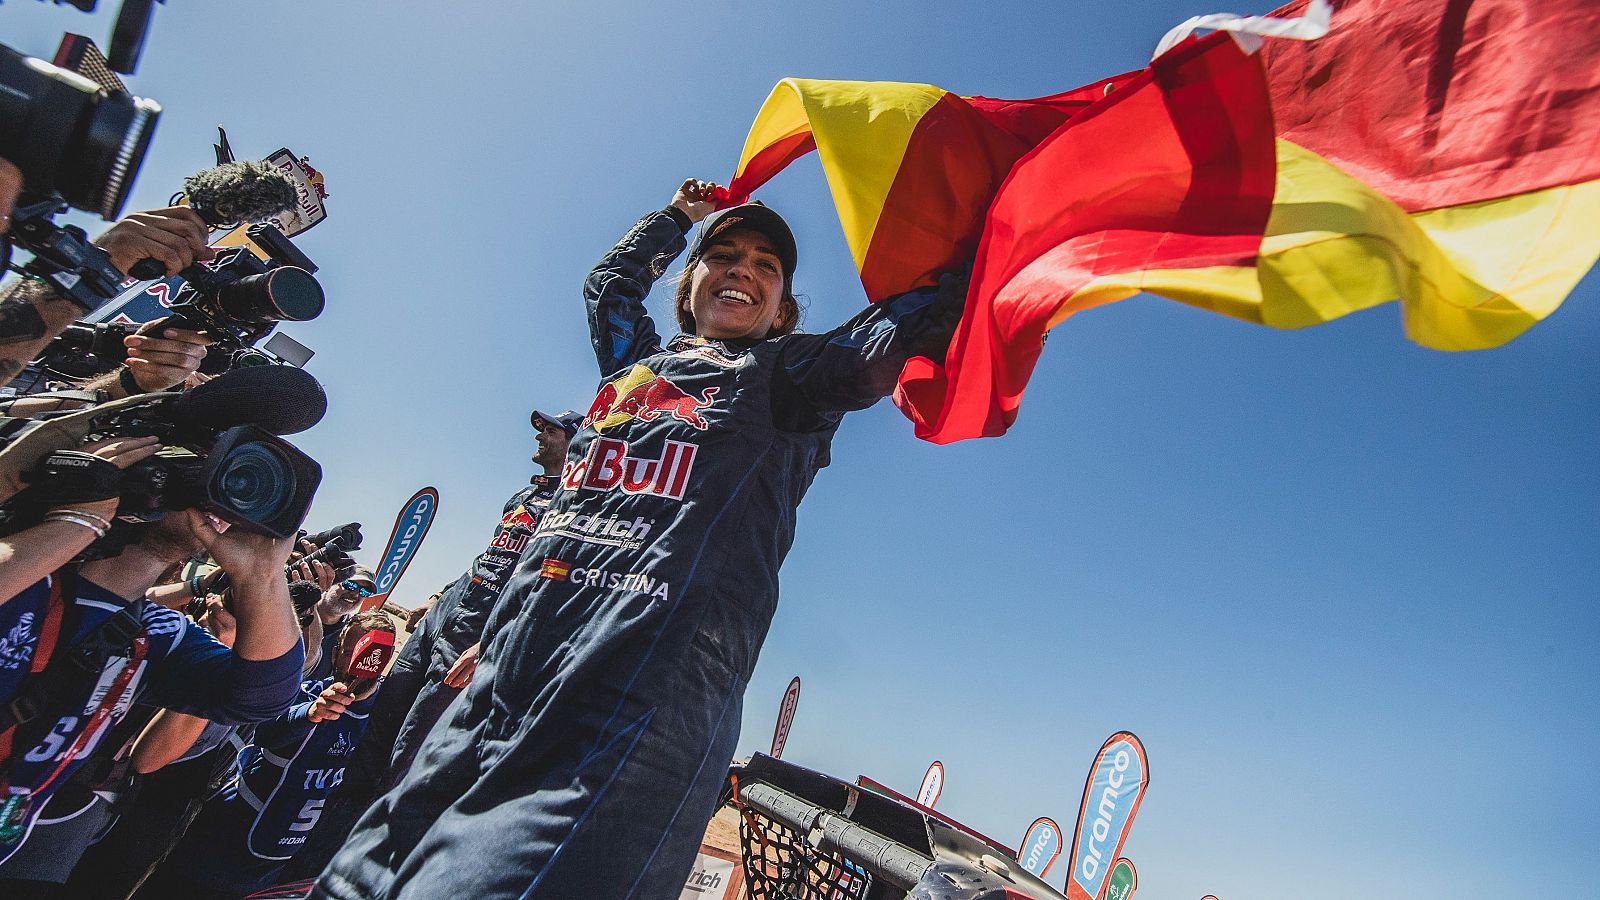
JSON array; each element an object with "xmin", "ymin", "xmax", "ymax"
[{"xmin": 0, "ymin": 365, "xmax": 326, "ymax": 556}]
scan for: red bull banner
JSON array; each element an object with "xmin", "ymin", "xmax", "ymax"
[
  {"xmin": 1017, "ymin": 816, "xmax": 1063, "ymax": 879},
  {"xmin": 916, "ymin": 761, "xmax": 944, "ymax": 808},
  {"xmin": 1106, "ymin": 858, "xmax": 1138, "ymax": 900},
  {"xmin": 1065, "ymin": 733, "xmax": 1149, "ymax": 900},
  {"xmin": 770, "ymin": 676, "xmax": 801, "ymax": 759},
  {"xmin": 364, "ymin": 487, "xmax": 439, "ymax": 611}
]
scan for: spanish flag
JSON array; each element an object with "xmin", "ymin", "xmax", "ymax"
[{"xmin": 722, "ymin": 0, "xmax": 1600, "ymax": 443}]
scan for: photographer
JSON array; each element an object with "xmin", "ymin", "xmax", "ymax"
[
  {"xmin": 0, "ymin": 507, "xmax": 304, "ymax": 884},
  {"xmin": 0, "ymin": 205, "xmax": 214, "ymax": 386},
  {"xmin": 139, "ymin": 611, "xmax": 395, "ymax": 899}
]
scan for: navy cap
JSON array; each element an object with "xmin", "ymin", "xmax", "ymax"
[
  {"xmin": 687, "ymin": 202, "xmax": 798, "ymax": 283},
  {"xmin": 531, "ymin": 409, "xmax": 583, "ymax": 436}
]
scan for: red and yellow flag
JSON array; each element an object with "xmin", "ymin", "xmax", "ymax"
[{"xmin": 722, "ymin": 0, "xmax": 1600, "ymax": 443}]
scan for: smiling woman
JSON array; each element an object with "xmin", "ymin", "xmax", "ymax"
[{"xmin": 313, "ymin": 179, "xmax": 971, "ymax": 900}]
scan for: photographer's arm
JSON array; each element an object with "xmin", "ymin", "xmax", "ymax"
[
  {"xmin": 0, "ymin": 207, "xmax": 212, "ymax": 386},
  {"xmin": 0, "ymin": 436, "xmax": 160, "ymax": 603},
  {"xmin": 0, "ymin": 159, "xmax": 20, "ymax": 231},
  {"xmin": 128, "ymin": 710, "xmax": 209, "ymax": 775}
]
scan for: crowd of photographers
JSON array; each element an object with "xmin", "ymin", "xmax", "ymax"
[{"xmin": 0, "ymin": 121, "xmax": 439, "ymax": 894}]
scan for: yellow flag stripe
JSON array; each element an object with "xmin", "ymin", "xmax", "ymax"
[
  {"xmin": 1055, "ymin": 141, "xmax": 1600, "ymax": 350},
  {"xmin": 734, "ymin": 79, "xmax": 946, "ymax": 270}
]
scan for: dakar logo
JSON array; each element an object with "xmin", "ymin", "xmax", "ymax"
[
  {"xmin": 0, "ymin": 612, "xmax": 35, "ymax": 671},
  {"xmin": 353, "ymin": 647, "xmax": 386, "ymax": 677},
  {"xmin": 586, "ymin": 363, "xmax": 719, "ymax": 432},
  {"xmin": 562, "ymin": 438, "xmax": 697, "ymax": 501}
]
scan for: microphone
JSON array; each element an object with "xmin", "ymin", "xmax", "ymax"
[
  {"xmin": 127, "ymin": 161, "xmax": 297, "ymax": 280},
  {"xmin": 165, "ymin": 364, "xmax": 327, "ymax": 436},
  {"xmin": 337, "ymin": 628, "xmax": 396, "ymax": 695}
]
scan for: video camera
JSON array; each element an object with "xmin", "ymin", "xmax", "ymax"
[
  {"xmin": 41, "ymin": 221, "xmax": 327, "ymax": 378},
  {"xmin": 0, "ymin": 365, "xmax": 326, "ymax": 556}
]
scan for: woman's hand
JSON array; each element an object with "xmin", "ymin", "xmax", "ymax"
[{"xmin": 670, "ymin": 178, "xmax": 722, "ymax": 224}]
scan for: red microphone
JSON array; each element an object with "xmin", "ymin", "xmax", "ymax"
[{"xmin": 337, "ymin": 629, "xmax": 395, "ymax": 695}]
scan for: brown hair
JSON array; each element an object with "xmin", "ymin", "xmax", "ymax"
[{"xmin": 339, "ymin": 609, "xmax": 396, "ymax": 653}]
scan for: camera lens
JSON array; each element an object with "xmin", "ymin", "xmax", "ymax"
[
  {"xmin": 213, "ymin": 267, "xmax": 325, "ymax": 324},
  {"xmin": 0, "ymin": 46, "xmax": 160, "ymax": 220},
  {"xmin": 211, "ymin": 440, "xmax": 296, "ymax": 523}
]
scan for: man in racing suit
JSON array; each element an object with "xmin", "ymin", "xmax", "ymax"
[
  {"xmin": 314, "ymin": 179, "xmax": 964, "ymax": 900},
  {"xmin": 284, "ymin": 410, "xmax": 580, "ymax": 880}
]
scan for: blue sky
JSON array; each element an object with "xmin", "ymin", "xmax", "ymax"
[{"xmin": 6, "ymin": 2, "xmax": 1597, "ymax": 897}]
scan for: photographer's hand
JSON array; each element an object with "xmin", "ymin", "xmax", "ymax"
[
  {"xmin": 92, "ymin": 206, "xmax": 215, "ymax": 277},
  {"xmin": 670, "ymin": 179, "xmax": 722, "ymax": 224},
  {"xmin": 0, "ymin": 159, "xmax": 21, "ymax": 233},
  {"xmin": 307, "ymin": 682, "xmax": 354, "ymax": 723},
  {"xmin": 123, "ymin": 325, "xmax": 212, "ymax": 393},
  {"xmin": 185, "ymin": 510, "xmax": 299, "ymax": 663}
]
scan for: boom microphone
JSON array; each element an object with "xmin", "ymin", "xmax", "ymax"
[
  {"xmin": 127, "ymin": 160, "xmax": 297, "ymax": 279},
  {"xmin": 183, "ymin": 160, "xmax": 297, "ymax": 227},
  {"xmin": 165, "ymin": 364, "xmax": 327, "ymax": 436}
]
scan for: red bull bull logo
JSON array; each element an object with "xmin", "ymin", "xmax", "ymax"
[
  {"xmin": 500, "ymin": 504, "xmax": 538, "ymax": 530},
  {"xmin": 562, "ymin": 438, "xmax": 697, "ymax": 501},
  {"xmin": 586, "ymin": 364, "xmax": 719, "ymax": 432}
]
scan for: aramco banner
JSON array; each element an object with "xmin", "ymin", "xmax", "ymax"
[
  {"xmin": 364, "ymin": 486, "xmax": 439, "ymax": 610},
  {"xmin": 770, "ymin": 676, "xmax": 801, "ymax": 758},
  {"xmin": 1017, "ymin": 816, "xmax": 1063, "ymax": 878},
  {"xmin": 1065, "ymin": 733, "xmax": 1148, "ymax": 900},
  {"xmin": 917, "ymin": 760, "xmax": 945, "ymax": 808}
]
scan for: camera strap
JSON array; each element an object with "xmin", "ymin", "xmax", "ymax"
[{"xmin": 0, "ymin": 568, "xmax": 144, "ymax": 783}]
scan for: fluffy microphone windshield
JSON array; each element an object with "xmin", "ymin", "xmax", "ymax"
[
  {"xmin": 166, "ymin": 364, "xmax": 328, "ymax": 436},
  {"xmin": 182, "ymin": 160, "xmax": 298, "ymax": 227}
]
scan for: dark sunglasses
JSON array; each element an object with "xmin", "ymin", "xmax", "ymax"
[{"xmin": 341, "ymin": 579, "xmax": 376, "ymax": 597}]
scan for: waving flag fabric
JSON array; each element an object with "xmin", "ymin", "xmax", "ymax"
[{"xmin": 722, "ymin": 0, "xmax": 1600, "ymax": 443}]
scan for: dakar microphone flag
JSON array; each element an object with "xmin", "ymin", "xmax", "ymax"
[
  {"xmin": 721, "ymin": 0, "xmax": 1600, "ymax": 443},
  {"xmin": 1064, "ymin": 733, "xmax": 1148, "ymax": 900}
]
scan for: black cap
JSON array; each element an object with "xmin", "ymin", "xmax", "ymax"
[
  {"xmin": 687, "ymin": 202, "xmax": 798, "ymax": 284},
  {"xmin": 531, "ymin": 409, "xmax": 583, "ymax": 436}
]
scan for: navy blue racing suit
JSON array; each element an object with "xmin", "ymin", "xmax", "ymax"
[
  {"xmin": 284, "ymin": 478, "xmax": 558, "ymax": 881},
  {"xmin": 314, "ymin": 208, "xmax": 962, "ymax": 900}
]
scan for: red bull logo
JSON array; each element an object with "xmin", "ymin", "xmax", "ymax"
[
  {"xmin": 586, "ymin": 364, "xmax": 719, "ymax": 432},
  {"xmin": 562, "ymin": 438, "xmax": 697, "ymax": 501},
  {"xmin": 500, "ymin": 504, "xmax": 538, "ymax": 531}
]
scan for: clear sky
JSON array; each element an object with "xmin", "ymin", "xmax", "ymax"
[{"xmin": 6, "ymin": 2, "xmax": 1597, "ymax": 898}]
